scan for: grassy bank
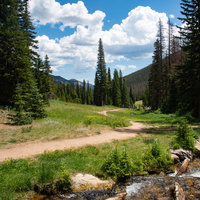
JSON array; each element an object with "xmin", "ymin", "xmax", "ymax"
[
  {"xmin": 0, "ymin": 100, "xmax": 199, "ymax": 199},
  {"xmin": 0, "ymin": 134, "xmax": 173, "ymax": 199},
  {"xmin": 0, "ymin": 101, "xmax": 129, "ymax": 148}
]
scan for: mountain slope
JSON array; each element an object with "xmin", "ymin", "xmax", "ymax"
[{"xmin": 124, "ymin": 65, "xmax": 151, "ymax": 98}]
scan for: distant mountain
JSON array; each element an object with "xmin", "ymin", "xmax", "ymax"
[
  {"xmin": 53, "ymin": 75, "xmax": 94, "ymax": 89},
  {"xmin": 124, "ymin": 64, "xmax": 151, "ymax": 98}
]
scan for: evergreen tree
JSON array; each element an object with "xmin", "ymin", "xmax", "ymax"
[
  {"xmin": 112, "ymin": 69, "xmax": 121, "ymax": 107},
  {"xmin": 81, "ymin": 79, "xmax": 86, "ymax": 104},
  {"xmin": 129, "ymin": 86, "xmax": 136, "ymax": 105},
  {"xmin": 93, "ymin": 72, "xmax": 100, "ymax": 105},
  {"xmin": 107, "ymin": 67, "xmax": 112, "ymax": 105},
  {"xmin": 177, "ymin": 0, "xmax": 200, "ymax": 120},
  {"xmin": 148, "ymin": 39, "xmax": 161, "ymax": 110},
  {"xmin": 121, "ymin": 80, "xmax": 130, "ymax": 108},
  {"xmin": 95, "ymin": 38, "xmax": 107, "ymax": 106}
]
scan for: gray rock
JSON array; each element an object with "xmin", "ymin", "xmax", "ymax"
[{"xmin": 170, "ymin": 149, "xmax": 193, "ymax": 162}]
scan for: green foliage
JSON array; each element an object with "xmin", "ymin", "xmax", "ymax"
[
  {"xmin": 173, "ymin": 119, "xmax": 195, "ymax": 152},
  {"xmin": 55, "ymin": 168, "xmax": 72, "ymax": 191},
  {"xmin": 143, "ymin": 140, "xmax": 173, "ymax": 172},
  {"xmin": 194, "ymin": 127, "xmax": 200, "ymax": 139},
  {"xmin": 21, "ymin": 126, "xmax": 32, "ymax": 133},
  {"xmin": 8, "ymin": 112, "xmax": 33, "ymax": 125},
  {"xmin": 101, "ymin": 148, "xmax": 133, "ymax": 180}
]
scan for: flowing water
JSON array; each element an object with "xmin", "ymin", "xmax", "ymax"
[{"xmin": 33, "ymin": 159, "xmax": 200, "ymax": 200}]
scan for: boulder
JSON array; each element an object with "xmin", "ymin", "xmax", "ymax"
[
  {"xmin": 171, "ymin": 154, "xmax": 180, "ymax": 164},
  {"xmin": 71, "ymin": 173, "xmax": 115, "ymax": 192},
  {"xmin": 176, "ymin": 158, "xmax": 190, "ymax": 177},
  {"xmin": 173, "ymin": 182, "xmax": 185, "ymax": 200},
  {"xmin": 170, "ymin": 149, "xmax": 193, "ymax": 162},
  {"xmin": 106, "ymin": 191, "xmax": 127, "ymax": 200}
]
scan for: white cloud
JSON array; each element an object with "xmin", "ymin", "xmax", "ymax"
[
  {"xmin": 128, "ymin": 65, "xmax": 137, "ymax": 69},
  {"xmin": 28, "ymin": 0, "xmax": 105, "ymax": 31},
  {"xmin": 170, "ymin": 14, "xmax": 175, "ymax": 19},
  {"xmin": 29, "ymin": 0, "xmax": 169, "ymax": 73},
  {"xmin": 115, "ymin": 65, "xmax": 126, "ymax": 70}
]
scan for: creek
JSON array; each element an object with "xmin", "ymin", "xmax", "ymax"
[{"xmin": 33, "ymin": 159, "xmax": 200, "ymax": 200}]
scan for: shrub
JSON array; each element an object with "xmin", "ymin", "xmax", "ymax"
[
  {"xmin": 21, "ymin": 126, "xmax": 32, "ymax": 133},
  {"xmin": 8, "ymin": 112, "xmax": 33, "ymax": 125},
  {"xmin": 101, "ymin": 147, "xmax": 133, "ymax": 180},
  {"xmin": 143, "ymin": 140, "xmax": 173, "ymax": 173},
  {"xmin": 175, "ymin": 119, "xmax": 195, "ymax": 152},
  {"xmin": 55, "ymin": 168, "xmax": 72, "ymax": 191}
]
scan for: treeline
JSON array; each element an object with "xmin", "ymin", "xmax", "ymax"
[
  {"xmin": 146, "ymin": 0, "xmax": 200, "ymax": 121},
  {"xmin": 93, "ymin": 39, "xmax": 135, "ymax": 107},
  {"xmin": 0, "ymin": 0, "xmax": 52, "ymax": 124},
  {"xmin": 52, "ymin": 80, "xmax": 94, "ymax": 105}
]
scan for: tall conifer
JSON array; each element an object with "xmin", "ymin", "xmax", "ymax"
[{"xmin": 95, "ymin": 38, "xmax": 107, "ymax": 106}]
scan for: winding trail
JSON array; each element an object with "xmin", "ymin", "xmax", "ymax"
[{"xmin": 0, "ymin": 109, "xmax": 146, "ymax": 162}]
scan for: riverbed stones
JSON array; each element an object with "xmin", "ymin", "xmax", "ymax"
[
  {"xmin": 170, "ymin": 149, "xmax": 193, "ymax": 162},
  {"xmin": 173, "ymin": 182, "xmax": 185, "ymax": 200},
  {"xmin": 71, "ymin": 173, "xmax": 115, "ymax": 192}
]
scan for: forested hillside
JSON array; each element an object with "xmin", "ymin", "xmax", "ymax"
[{"xmin": 124, "ymin": 65, "xmax": 151, "ymax": 99}]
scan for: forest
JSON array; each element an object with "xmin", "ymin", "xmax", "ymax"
[{"xmin": 1, "ymin": 0, "xmax": 200, "ymax": 123}]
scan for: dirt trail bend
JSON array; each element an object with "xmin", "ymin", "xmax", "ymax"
[{"xmin": 0, "ymin": 110, "xmax": 146, "ymax": 162}]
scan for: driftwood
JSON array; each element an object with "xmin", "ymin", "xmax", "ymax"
[
  {"xmin": 176, "ymin": 158, "xmax": 190, "ymax": 177},
  {"xmin": 106, "ymin": 191, "xmax": 127, "ymax": 200}
]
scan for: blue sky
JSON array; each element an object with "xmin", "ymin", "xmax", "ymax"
[{"xmin": 28, "ymin": 0, "xmax": 182, "ymax": 84}]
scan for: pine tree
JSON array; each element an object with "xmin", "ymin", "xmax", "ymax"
[
  {"xmin": 107, "ymin": 67, "xmax": 112, "ymax": 105},
  {"xmin": 95, "ymin": 38, "xmax": 107, "ymax": 106},
  {"xmin": 81, "ymin": 79, "xmax": 86, "ymax": 104},
  {"xmin": 121, "ymin": 80, "xmax": 129, "ymax": 108},
  {"xmin": 177, "ymin": 0, "xmax": 200, "ymax": 120},
  {"xmin": 112, "ymin": 69, "xmax": 121, "ymax": 107},
  {"xmin": 129, "ymin": 86, "xmax": 136, "ymax": 105},
  {"xmin": 149, "ymin": 39, "xmax": 161, "ymax": 110}
]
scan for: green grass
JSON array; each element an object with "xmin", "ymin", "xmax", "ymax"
[
  {"xmin": 0, "ymin": 134, "xmax": 173, "ymax": 199},
  {"xmin": 108, "ymin": 109, "xmax": 183, "ymax": 125},
  {"xmin": 0, "ymin": 100, "xmax": 199, "ymax": 199},
  {"xmin": 0, "ymin": 101, "xmax": 129, "ymax": 147}
]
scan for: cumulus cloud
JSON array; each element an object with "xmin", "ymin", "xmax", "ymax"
[
  {"xmin": 29, "ymin": 0, "xmax": 169, "ymax": 73},
  {"xmin": 28, "ymin": 0, "xmax": 105, "ymax": 31},
  {"xmin": 128, "ymin": 65, "xmax": 137, "ymax": 69},
  {"xmin": 115, "ymin": 65, "xmax": 126, "ymax": 70},
  {"xmin": 170, "ymin": 14, "xmax": 175, "ymax": 19}
]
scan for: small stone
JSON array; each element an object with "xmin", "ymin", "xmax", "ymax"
[{"xmin": 173, "ymin": 182, "xmax": 185, "ymax": 200}]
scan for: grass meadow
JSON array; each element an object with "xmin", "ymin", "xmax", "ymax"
[{"xmin": 0, "ymin": 100, "xmax": 199, "ymax": 199}]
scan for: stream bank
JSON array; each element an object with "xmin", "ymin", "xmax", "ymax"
[{"xmin": 32, "ymin": 158, "xmax": 200, "ymax": 200}]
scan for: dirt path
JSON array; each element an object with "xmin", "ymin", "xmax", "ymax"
[{"xmin": 0, "ymin": 110, "xmax": 146, "ymax": 162}]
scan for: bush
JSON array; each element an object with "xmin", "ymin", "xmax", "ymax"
[
  {"xmin": 55, "ymin": 168, "xmax": 72, "ymax": 191},
  {"xmin": 8, "ymin": 112, "xmax": 33, "ymax": 125},
  {"xmin": 101, "ymin": 148, "xmax": 133, "ymax": 180},
  {"xmin": 143, "ymin": 140, "xmax": 173, "ymax": 173},
  {"xmin": 175, "ymin": 119, "xmax": 195, "ymax": 152}
]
